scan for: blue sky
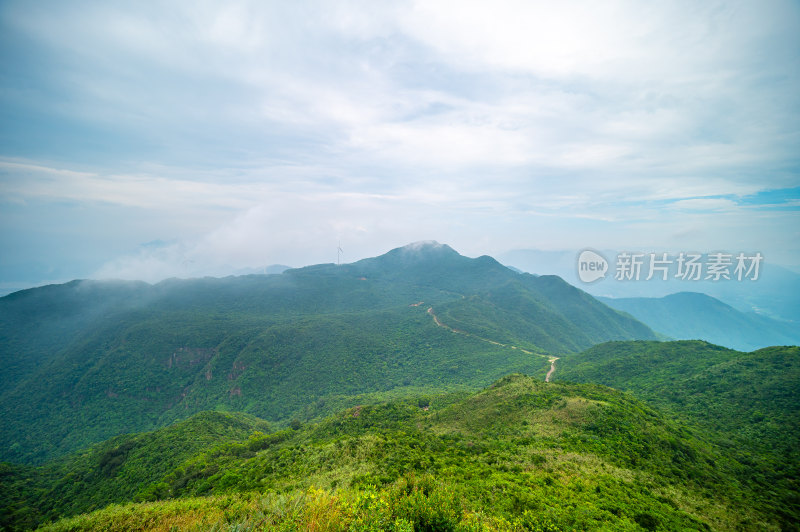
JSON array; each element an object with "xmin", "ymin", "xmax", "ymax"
[{"xmin": 1, "ymin": 0, "xmax": 798, "ymax": 289}]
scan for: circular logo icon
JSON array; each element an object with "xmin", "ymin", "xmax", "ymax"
[{"xmin": 577, "ymin": 249, "xmax": 608, "ymax": 283}]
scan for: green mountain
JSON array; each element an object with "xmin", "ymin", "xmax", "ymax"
[
  {"xmin": 599, "ymin": 292, "xmax": 800, "ymax": 351},
  {"xmin": 555, "ymin": 340, "xmax": 800, "ymax": 526},
  {"xmin": 2, "ymin": 243, "xmax": 798, "ymax": 530},
  {"xmin": 1, "ymin": 375, "xmax": 783, "ymax": 531},
  {"xmin": 0, "ymin": 242, "xmax": 658, "ymax": 464}
]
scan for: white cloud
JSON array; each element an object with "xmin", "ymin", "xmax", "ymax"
[
  {"xmin": 91, "ymin": 193, "xmax": 437, "ymax": 282},
  {"xmin": 669, "ymin": 198, "xmax": 739, "ymax": 212},
  {"xmin": 396, "ymin": 1, "xmax": 796, "ymax": 83},
  {"xmin": 0, "ymin": 161, "xmax": 256, "ymax": 210},
  {"xmin": 1, "ymin": 0, "xmax": 798, "ymax": 284}
]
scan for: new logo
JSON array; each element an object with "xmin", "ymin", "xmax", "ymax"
[{"xmin": 577, "ymin": 249, "xmax": 608, "ymax": 283}]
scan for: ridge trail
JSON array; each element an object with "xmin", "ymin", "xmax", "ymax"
[
  {"xmin": 426, "ymin": 306, "xmax": 553, "ymax": 380},
  {"xmin": 545, "ymin": 357, "xmax": 559, "ymax": 382}
]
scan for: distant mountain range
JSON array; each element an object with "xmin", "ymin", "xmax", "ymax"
[{"xmin": 599, "ymin": 292, "xmax": 800, "ymax": 351}]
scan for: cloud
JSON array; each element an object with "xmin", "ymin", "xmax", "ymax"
[
  {"xmin": 1, "ymin": 0, "xmax": 798, "ymax": 283},
  {"xmin": 5, "ymin": 1, "xmax": 796, "ymax": 178},
  {"xmin": 90, "ymin": 195, "xmax": 433, "ymax": 282},
  {"xmin": 0, "ymin": 161, "xmax": 255, "ymax": 210},
  {"xmin": 669, "ymin": 198, "xmax": 739, "ymax": 212}
]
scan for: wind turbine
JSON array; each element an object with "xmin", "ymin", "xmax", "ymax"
[{"xmin": 337, "ymin": 242, "xmax": 343, "ymax": 266}]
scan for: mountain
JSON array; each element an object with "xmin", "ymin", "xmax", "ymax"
[
  {"xmin": 3, "ymin": 243, "xmax": 798, "ymax": 530},
  {"xmin": 599, "ymin": 292, "xmax": 800, "ymax": 351},
  {"xmin": 0, "ymin": 242, "xmax": 658, "ymax": 464},
  {"xmin": 2, "ymin": 375, "xmax": 783, "ymax": 531},
  {"xmin": 555, "ymin": 340, "xmax": 800, "ymax": 526}
]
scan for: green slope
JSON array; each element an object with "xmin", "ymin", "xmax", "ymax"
[
  {"xmin": 3, "ymin": 375, "xmax": 782, "ymax": 531},
  {"xmin": 0, "ymin": 411, "xmax": 270, "ymax": 530},
  {"xmin": 555, "ymin": 340, "xmax": 800, "ymax": 526},
  {"xmin": 1, "ymin": 303, "xmax": 540, "ymax": 465},
  {"xmin": 555, "ymin": 341, "xmax": 800, "ymax": 450},
  {"xmin": 437, "ymin": 277, "xmax": 655, "ymax": 353},
  {"xmin": 0, "ymin": 242, "xmax": 657, "ymax": 464}
]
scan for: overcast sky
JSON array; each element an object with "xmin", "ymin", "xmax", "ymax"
[{"xmin": 1, "ymin": 0, "xmax": 798, "ymax": 289}]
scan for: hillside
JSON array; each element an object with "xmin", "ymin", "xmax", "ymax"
[
  {"xmin": 1, "ymin": 375, "xmax": 783, "ymax": 531},
  {"xmin": 430, "ymin": 276, "xmax": 656, "ymax": 354},
  {"xmin": 555, "ymin": 340, "xmax": 800, "ymax": 526},
  {"xmin": 599, "ymin": 292, "xmax": 800, "ymax": 351},
  {"xmin": 0, "ymin": 411, "xmax": 270, "ymax": 530},
  {"xmin": 0, "ymin": 242, "xmax": 658, "ymax": 464}
]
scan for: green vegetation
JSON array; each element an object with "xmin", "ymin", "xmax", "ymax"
[
  {"xmin": 2, "ymin": 375, "xmax": 781, "ymax": 531},
  {"xmin": 556, "ymin": 340, "xmax": 800, "ymax": 527},
  {"xmin": 0, "ymin": 243, "xmax": 656, "ymax": 464},
  {"xmin": 1, "ymin": 411, "xmax": 269, "ymax": 530},
  {"xmin": 1, "ymin": 244, "xmax": 797, "ymax": 530},
  {"xmin": 437, "ymin": 277, "xmax": 653, "ymax": 353}
]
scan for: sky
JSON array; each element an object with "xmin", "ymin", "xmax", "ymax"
[{"xmin": 1, "ymin": 0, "xmax": 799, "ymax": 291}]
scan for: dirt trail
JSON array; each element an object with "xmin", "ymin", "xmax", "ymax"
[
  {"xmin": 427, "ymin": 307, "xmax": 447, "ymax": 328},
  {"xmin": 427, "ymin": 307, "xmax": 508, "ymax": 347},
  {"xmin": 545, "ymin": 357, "xmax": 559, "ymax": 383},
  {"xmin": 426, "ymin": 306, "xmax": 555, "ymax": 372}
]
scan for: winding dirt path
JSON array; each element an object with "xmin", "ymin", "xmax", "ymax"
[
  {"xmin": 545, "ymin": 357, "xmax": 559, "ymax": 383},
  {"xmin": 426, "ymin": 306, "xmax": 557, "ymax": 379},
  {"xmin": 427, "ymin": 307, "xmax": 507, "ymax": 347}
]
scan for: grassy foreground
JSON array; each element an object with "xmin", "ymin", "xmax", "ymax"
[{"xmin": 14, "ymin": 374, "xmax": 783, "ymax": 531}]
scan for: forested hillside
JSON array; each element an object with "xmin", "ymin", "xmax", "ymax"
[
  {"xmin": 1, "ymin": 375, "xmax": 784, "ymax": 531},
  {"xmin": 0, "ymin": 243, "xmax": 657, "ymax": 464},
  {"xmin": 556, "ymin": 340, "xmax": 800, "ymax": 526},
  {"xmin": 3, "ymin": 244, "xmax": 797, "ymax": 531}
]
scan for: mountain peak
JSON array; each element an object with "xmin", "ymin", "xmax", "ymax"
[
  {"xmin": 396, "ymin": 241, "xmax": 455, "ymax": 254},
  {"xmin": 370, "ymin": 241, "xmax": 461, "ymax": 265},
  {"xmin": 350, "ymin": 241, "xmax": 508, "ymax": 287}
]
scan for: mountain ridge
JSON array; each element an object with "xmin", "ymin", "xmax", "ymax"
[{"xmin": 0, "ymin": 242, "xmax": 658, "ymax": 464}]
